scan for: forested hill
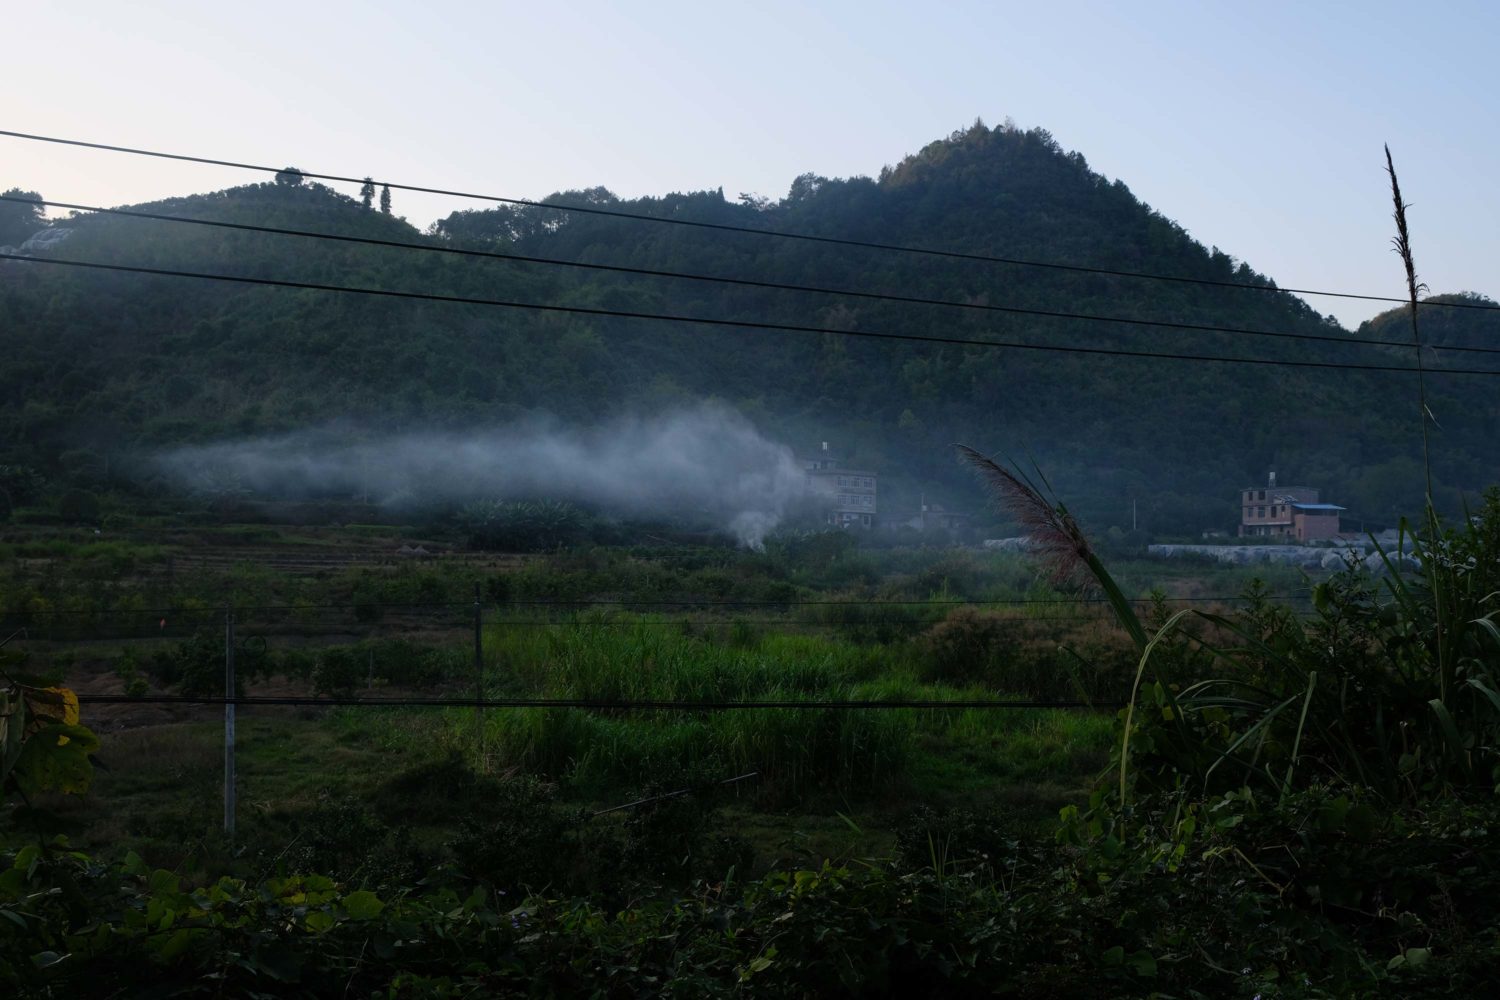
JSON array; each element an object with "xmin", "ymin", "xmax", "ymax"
[
  {"xmin": 1357, "ymin": 292, "xmax": 1500, "ymax": 351},
  {"xmin": 1, "ymin": 121, "xmax": 1494, "ymax": 533}
]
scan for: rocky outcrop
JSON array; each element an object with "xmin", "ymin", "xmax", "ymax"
[{"xmin": 0, "ymin": 226, "xmax": 74, "ymax": 258}]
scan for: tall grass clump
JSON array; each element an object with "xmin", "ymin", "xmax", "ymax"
[
  {"xmin": 920, "ymin": 606, "xmax": 1134, "ymax": 699},
  {"xmin": 473, "ymin": 620, "xmax": 921, "ymax": 797},
  {"xmin": 957, "ymin": 419, "xmax": 1500, "ymax": 992},
  {"xmin": 486, "ymin": 620, "xmax": 900, "ymax": 702},
  {"xmin": 961, "ymin": 434, "xmax": 1500, "ymax": 821}
]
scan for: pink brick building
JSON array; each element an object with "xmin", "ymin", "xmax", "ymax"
[{"xmin": 1238, "ymin": 472, "xmax": 1344, "ymax": 541}]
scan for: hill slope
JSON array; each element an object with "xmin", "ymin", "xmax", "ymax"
[{"xmin": 1, "ymin": 122, "xmax": 1492, "ymax": 531}]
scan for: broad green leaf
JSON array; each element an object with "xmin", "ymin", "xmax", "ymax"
[
  {"xmin": 1428, "ymin": 699, "xmax": 1469, "ymax": 773},
  {"xmin": 156, "ymin": 928, "xmax": 195, "ymax": 961},
  {"xmin": 148, "ymin": 870, "xmax": 180, "ymax": 895},
  {"xmin": 344, "ymin": 890, "xmax": 385, "ymax": 921},
  {"xmin": 11, "ymin": 723, "xmax": 99, "ymax": 795}
]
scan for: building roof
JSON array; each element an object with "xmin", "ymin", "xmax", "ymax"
[{"xmin": 1290, "ymin": 503, "xmax": 1345, "ymax": 511}]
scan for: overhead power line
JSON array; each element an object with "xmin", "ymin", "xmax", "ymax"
[
  {"xmin": 6, "ymin": 252, "xmax": 1498, "ymax": 377},
  {"xmin": 5, "ymin": 594, "xmax": 1298, "ymax": 616},
  {"xmin": 75, "ymin": 693, "xmax": 1120, "ymax": 710},
  {"xmin": 8, "ymin": 194, "xmax": 1496, "ymax": 358},
  {"xmin": 15, "ymin": 616, "xmax": 1117, "ymax": 636},
  {"xmin": 3, "ymin": 127, "xmax": 1494, "ymax": 313}
]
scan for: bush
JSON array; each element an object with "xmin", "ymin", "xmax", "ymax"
[
  {"xmin": 460, "ymin": 499, "xmax": 587, "ymax": 551},
  {"xmin": 447, "ymin": 764, "xmax": 753, "ymax": 898},
  {"xmin": 922, "ymin": 607, "xmax": 1134, "ymax": 699},
  {"xmin": 278, "ymin": 648, "xmax": 315, "ymax": 682},
  {"xmin": 312, "ymin": 647, "xmax": 363, "ymax": 696},
  {"xmin": 148, "ymin": 628, "xmax": 226, "ymax": 696},
  {"xmin": 894, "ymin": 804, "xmax": 1051, "ymax": 882},
  {"xmin": 818, "ymin": 599, "xmax": 939, "ymax": 644},
  {"xmin": 282, "ymin": 794, "xmax": 425, "ymax": 890},
  {"xmin": 57, "ymin": 488, "xmax": 100, "ymax": 523},
  {"xmin": 0, "ymin": 464, "xmax": 44, "ymax": 504},
  {"xmin": 448, "ymin": 775, "xmax": 577, "ymax": 891}
]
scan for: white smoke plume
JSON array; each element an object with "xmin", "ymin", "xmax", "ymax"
[{"xmin": 154, "ymin": 404, "xmax": 808, "ymax": 548}]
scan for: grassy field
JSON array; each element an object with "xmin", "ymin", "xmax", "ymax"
[
  {"xmin": 26, "ymin": 701, "xmax": 1111, "ymax": 878},
  {"xmin": 1, "ymin": 518, "xmax": 1314, "ymax": 891}
]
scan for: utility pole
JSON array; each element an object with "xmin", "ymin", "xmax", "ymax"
[
  {"xmin": 224, "ymin": 605, "xmax": 236, "ymax": 840},
  {"xmin": 473, "ymin": 584, "xmax": 485, "ymax": 770},
  {"xmin": 1132, "ymin": 499, "xmax": 1137, "ymax": 532}
]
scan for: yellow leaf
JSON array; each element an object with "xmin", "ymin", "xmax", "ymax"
[{"xmin": 22, "ymin": 686, "xmax": 80, "ymax": 735}]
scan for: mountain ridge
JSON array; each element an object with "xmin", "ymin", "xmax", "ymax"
[{"xmin": 1, "ymin": 121, "xmax": 1492, "ymax": 532}]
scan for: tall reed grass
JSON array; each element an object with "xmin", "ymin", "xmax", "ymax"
[{"xmin": 460, "ymin": 616, "xmax": 1114, "ymax": 798}]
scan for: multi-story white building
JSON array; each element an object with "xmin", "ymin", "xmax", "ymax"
[{"xmin": 802, "ymin": 442, "xmax": 876, "ymax": 528}]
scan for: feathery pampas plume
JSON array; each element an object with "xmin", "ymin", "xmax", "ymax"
[
  {"xmin": 956, "ymin": 444, "xmax": 1094, "ymax": 587},
  {"xmin": 957, "ymin": 444, "xmax": 1148, "ymax": 653},
  {"xmin": 1384, "ymin": 144, "xmax": 1435, "ymax": 499}
]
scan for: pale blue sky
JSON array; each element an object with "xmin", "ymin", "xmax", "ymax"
[{"xmin": 8, "ymin": 0, "xmax": 1497, "ymax": 328}]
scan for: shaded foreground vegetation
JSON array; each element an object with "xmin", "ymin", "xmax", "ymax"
[{"xmin": 4, "ymin": 488, "xmax": 1500, "ymax": 995}]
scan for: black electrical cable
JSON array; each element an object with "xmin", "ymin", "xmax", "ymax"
[
  {"xmin": 4, "ymin": 127, "xmax": 1493, "ymax": 312},
  {"xmin": 6, "ymin": 594, "xmax": 1297, "ymax": 615},
  {"xmin": 6, "ymin": 253, "xmax": 1497, "ymax": 376},
  {"xmin": 8, "ymin": 195, "xmax": 1493, "ymax": 358},
  {"xmin": 75, "ymin": 693, "xmax": 1121, "ymax": 710}
]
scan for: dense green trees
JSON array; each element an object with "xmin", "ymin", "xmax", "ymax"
[
  {"xmin": 0, "ymin": 121, "xmax": 1493, "ymax": 533},
  {"xmin": 0, "ymin": 187, "xmax": 44, "ymax": 245}
]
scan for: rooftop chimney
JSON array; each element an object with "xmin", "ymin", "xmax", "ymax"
[
  {"xmin": 1269, "ymin": 471, "xmax": 1277, "ymax": 488},
  {"xmin": 821, "ymin": 441, "xmax": 829, "ymax": 452}
]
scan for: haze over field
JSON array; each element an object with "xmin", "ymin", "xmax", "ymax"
[
  {"xmin": 5, "ymin": 119, "xmax": 1498, "ymax": 535},
  {"xmin": 8, "ymin": 7, "xmax": 1500, "ymax": 996},
  {"xmin": 154, "ymin": 405, "xmax": 806, "ymax": 547}
]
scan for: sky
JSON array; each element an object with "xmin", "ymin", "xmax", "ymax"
[{"xmin": 6, "ymin": 0, "xmax": 1497, "ymax": 329}]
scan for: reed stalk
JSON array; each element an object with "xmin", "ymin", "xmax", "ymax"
[{"xmin": 1384, "ymin": 145, "xmax": 1449, "ymax": 704}]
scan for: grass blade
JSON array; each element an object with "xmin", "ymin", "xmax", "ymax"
[{"xmin": 1119, "ymin": 608, "xmax": 1194, "ymax": 807}]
